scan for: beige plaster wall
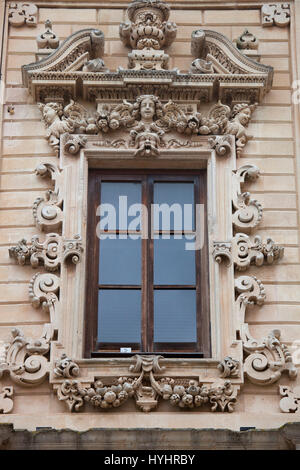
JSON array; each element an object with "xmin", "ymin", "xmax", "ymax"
[{"xmin": 0, "ymin": 0, "xmax": 300, "ymax": 432}]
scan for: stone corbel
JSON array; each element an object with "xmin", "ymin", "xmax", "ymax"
[
  {"xmin": 0, "ymin": 326, "xmax": 51, "ymax": 387},
  {"xmin": 213, "ymin": 233, "xmax": 284, "ymax": 270},
  {"xmin": 232, "ymin": 165, "xmax": 263, "ymax": 232},
  {"xmin": 8, "ymin": 3, "xmax": 37, "ymax": 27},
  {"xmin": 33, "ymin": 163, "xmax": 63, "ymax": 232},
  {"xmin": 9, "ymin": 233, "xmax": 83, "ymax": 271},
  {"xmin": 261, "ymin": 4, "xmax": 290, "ymax": 27}
]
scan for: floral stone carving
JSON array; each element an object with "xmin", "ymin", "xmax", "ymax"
[
  {"xmin": 236, "ymin": 30, "xmax": 259, "ymax": 50},
  {"xmin": 261, "ymin": 4, "xmax": 290, "ymax": 27},
  {"xmin": 37, "ymin": 20, "xmax": 59, "ymax": 50},
  {"xmin": 218, "ymin": 357, "xmax": 240, "ymax": 378},
  {"xmin": 55, "ymin": 355, "xmax": 239, "ymax": 413},
  {"xmin": 8, "ymin": 3, "xmax": 37, "ymax": 27},
  {"xmin": 9, "ymin": 233, "xmax": 83, "ymax": 271},
  {"xmin": 54, "ymin": 354, "xmax": 80, "ymax": 379}
]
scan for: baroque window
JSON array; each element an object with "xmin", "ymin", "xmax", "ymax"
[
  {"xmin": 85, "ymin": 170, "xmax": 210, "ymax": 357},
  {"xmin": 4, "ymin": 0, "xmax": 297, "ymax": 415}
]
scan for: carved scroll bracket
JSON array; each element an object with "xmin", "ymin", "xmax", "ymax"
[
  {"xmin": 33, "ymin": 163, "xmax": 63, "ymax": 232},
  {"xmin": 0, "ymin": 326, "xmax": 51, "ymax": 387},
  {"xmin": 234, "ymin": 275, "xmax": 297, "ymax": 386},
  {"xmin": 213, "ymin": 233, "xmax": 284, "ymax": 271},
  {"xmin": 9, "ymin": 233, "xmax": 83, "ymax": 272},
  {"xmin": 232, "ymin": 165, "xmax": 262, "ymax": 232}
]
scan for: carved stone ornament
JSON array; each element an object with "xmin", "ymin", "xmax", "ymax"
[
  {"xmin": 232, "ymin": 165, "xmax": 263, "ymax": 232},
  {"xmin": 235, "ymin": 30, "xmax": 259, "ymax": 50},
  {"xmin": 0, "ymin": 387, "xmax": 14, "ymax": 414},
  {"xmin": 29, "ymin": 272, "xmax": 60, "ymax": 331},
  {"xmin": 213, "ymin": 233, "xmax": 284, "ymax": 270},
  {"xmin": 8, "ymin": 2, "xmax": 37, "ymax": 27},
  {"xmin": 33, "ymin": 163, "xmax": 63, "ymax": 231},
  {"xmin": 235, "ymin": 276, "xmax": 297, "ymax": 386},
  {"xmin": 54, "ymin": 354, "xmax": 80, "ymax": 379},
  {"xmin": 37, "ymin": 20, "xmax": 59, "ymax": 50},
  {"xmin": 0, "ymin": 325, "xmax": 51, "ymax": 386},
  {"xmin": 279, "ymin": 385, "xmax": 300, "ymax": 413},
  {"xmin": 55, "ymin": 355, "xmax": 239, "ymax": 413},
  {"xmin": 119, "ymin": 0, "xmax": 177, "ymax": 70},
  {"xmin": 37, "ymin": 96, "xmax": 257, "ymax": 159},
  {"xmin": 261, "ymin": 4, "xmax": 290, "ymax": 27},
  {"xmin": 9, "ymin": 233, "xmax": 83, "ymax": 271},
  {"xmin": 218, "ymin": 357, "xmax": 240, "ymax": 378}
]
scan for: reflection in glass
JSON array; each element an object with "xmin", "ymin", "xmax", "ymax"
[
  {"xmin": 98, "ymin": 290, "xmax": 141, "ymax": 342},
  {"xmin": 99, "ymin": 237, "xmax": 141, "ymax": 285},
  {"xmin": 154, "ymin": 237, "xmax": 195, "ymax": 285},
  {"xmin": 154, "ymin": 290, "xmax": 197, "ymax": 342}
]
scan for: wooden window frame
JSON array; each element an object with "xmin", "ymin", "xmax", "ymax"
[{"xmin": 84, "ymin": 170, "xmax": 210, "ymax": 358}]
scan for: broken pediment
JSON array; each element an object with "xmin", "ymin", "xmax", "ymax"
[{"xmin": 21, "ymin": 0, "xmax": 273, "ymax": 105}]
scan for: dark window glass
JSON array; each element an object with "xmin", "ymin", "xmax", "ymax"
[
  {"xmin": 99, "ymin": 236, "xmax": 141, "ymax": 285},
  {"xmin": 154, "ymin": 236, "xmax": 195, "ymax": 285},
  {"xmin": 154, "ymin": 290, "xmax": 197, "ymax": 342},
  {"xmin": 98, "ymin": 290, "xmax": 141, "ymax": 343},
  {"xmin": 85, "ymin": 171, "xmax": 210, "ymax": 357}
]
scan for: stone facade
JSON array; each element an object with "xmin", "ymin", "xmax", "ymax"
[{"xmin": 1, "ymin": 0, "xmax": 300, "ymax": 450}]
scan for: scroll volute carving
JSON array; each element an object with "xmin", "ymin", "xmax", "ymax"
[
  {"xmin": 33, "ymin": 163, "xmax": 63, "ymax": 232},
  {"xmin": 0, "ymin": 326, "xmax": 51, "ymax": 386},
  {"xmin": 29, "ymin": 272, "xmax": 60, "ymax": 332},
  {"xmin": 261, "ymin": 4, "xmax": 290, "ymax": 27},
  {"xmin": 232, "ymin": 165, "xmax": 262, "ymax": 233},
  {"xmin": 235, "ymin": 276, "xmax": 297, "ymax": 386}
]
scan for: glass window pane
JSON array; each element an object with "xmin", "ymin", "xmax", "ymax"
[
  {"xmin": 153, "ymin": 182, "xmax": 194, "ymax": 231},
  {"xmin": 100, "ymin": 182, "xmax": 141, "ymax": 230},
  {"xmin": 154, "ymin": 236, "xmax": 195, "ymax": 285},
  {"xmin": 99, "ymin": 236, "xmax": 141, "ymax": 285},
  {"xmin": 98, "ymin": 290, "xmax": 141, "ymax": 343},
  {"xmin": 154, "ymin": 290, "xmax": 197, "ymax": 342}
]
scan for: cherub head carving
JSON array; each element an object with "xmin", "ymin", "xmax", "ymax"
[
  {"xmin": 38, "ymin": 102, "xmax": 63, "ymax": 126},
  {"xmin": 231, "ymin": 103, "xmax": 257, "ymax": 126},
  {"xmin": 132, "ymin": 95, "xmax": 162, "ymax": 123}
]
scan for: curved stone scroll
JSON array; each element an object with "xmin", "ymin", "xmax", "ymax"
[
  {"xmin": 33, "ymin": 163, "xmax": 63, "ymax": 232},
  {"xmin": 235, "ymin": 275, "xmax": 297, "ymax": 386},
  {"xmin": 29, "ymin": 272, "xmax": 60, "ymax": 331},
  {"xmin": 232, "ymin": 165, "xmax": 263, "ymax": 232},
  {"xmin": 0, "ymin": 326, "xmax": 51, "ymax": 386}
]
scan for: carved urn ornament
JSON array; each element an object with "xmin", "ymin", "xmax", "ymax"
[{"xmin": 4, "ymin": 0, "xmax": 297, "ymax": 416}]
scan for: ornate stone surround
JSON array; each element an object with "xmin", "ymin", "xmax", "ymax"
[{"xmin": 1, "ymin": 0, "xmax": 297, "ymax": 415}]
